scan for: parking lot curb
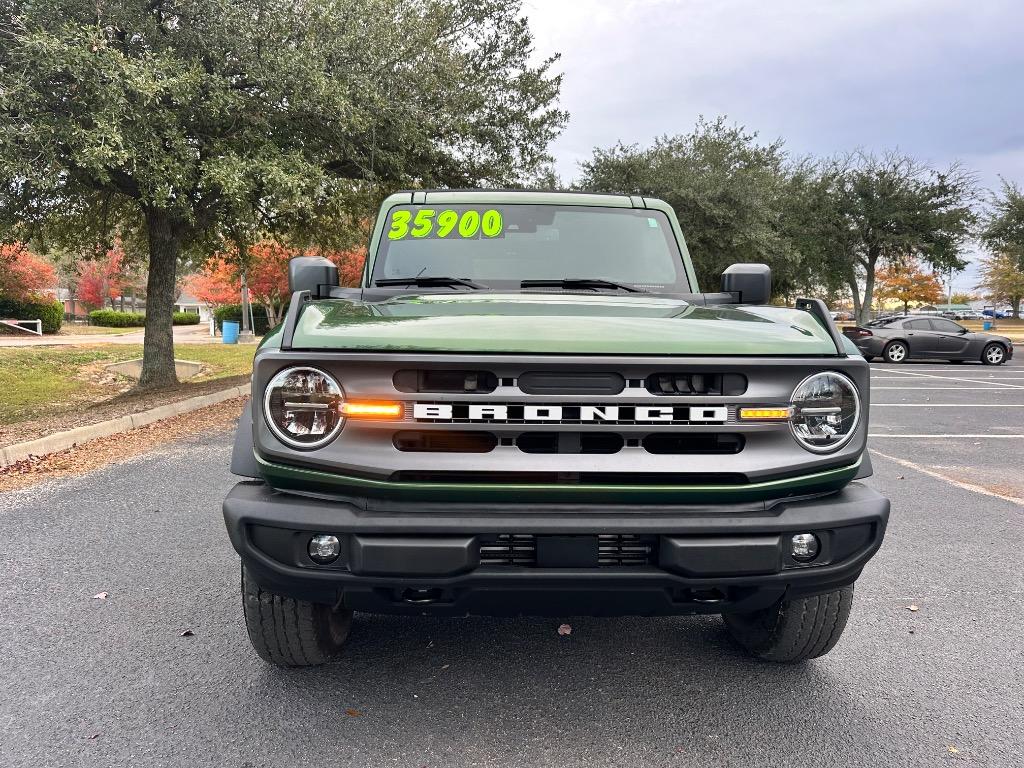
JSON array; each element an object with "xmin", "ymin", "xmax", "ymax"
[{"xmin": 0, "ymin": 385, "xmax": 249, "ymax": 468}]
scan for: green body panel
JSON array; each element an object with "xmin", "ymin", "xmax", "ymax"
[
  {"xmin": 287, "ymin": 293, "xmax": 837, "ymax": 355},
  {"xmin": 256, "ymin": 454, "xmax": 861, "ymax": 504}
]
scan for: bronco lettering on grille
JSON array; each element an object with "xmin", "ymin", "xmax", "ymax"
[{"xmin": 412, "ymin": 403, "xmax": 729, "ymax": 424}]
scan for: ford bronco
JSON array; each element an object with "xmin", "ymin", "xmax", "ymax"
[{"xmin": 223, "ymin": 190, "xmax": 889, "ymax": 666}]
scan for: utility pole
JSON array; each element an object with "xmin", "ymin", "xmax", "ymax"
[{"xmin": 239, "ymin": 268, "xmax": 256, "ymax": 343}]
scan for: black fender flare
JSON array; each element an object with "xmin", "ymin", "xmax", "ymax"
[{"xmin": 230, "ymin": 402, "xmax": 261, "ymax": 478}]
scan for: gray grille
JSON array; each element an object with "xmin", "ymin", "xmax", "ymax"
[
  {"xmin": 479, "ymin": 534, "xmax": 537, "ymax": 565},
  {"xmin": 478, "ymin": 534, "xmax": 656, "ymax": 566}
]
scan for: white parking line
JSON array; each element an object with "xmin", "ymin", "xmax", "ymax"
[
  {"xmin": 870, "ymin": 369, "xmax": 1024, "ymax": 389},
  {"xmin": 871, "ymin": 403, "xmax": 1024, "ymax": 407},
  {"xmin": 870, "ymin": 449, "xmax": 1024, "ymax": 507},
  {"xmin": 869, "ymin": 433, "xmax": 1024, "ymax": 438},
  {"xmin": 870, "ymin": 376, "xmax": 1024, "ymax": 380},
  {"xmin": 871, "ymin": 386, "xmax": 1022, "ymax": 390},
  {"xmin": 872, "ymin": 370, "xmax": 1024, "ymax": 376}
]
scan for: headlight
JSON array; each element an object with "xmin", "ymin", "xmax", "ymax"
[
  {"xmin": 263, "ymin": 366, "xmax": 344, "ymax": 449},
  {"xmin": 789, "ymin": 371, "xmax": 860, "ymax": 453}
]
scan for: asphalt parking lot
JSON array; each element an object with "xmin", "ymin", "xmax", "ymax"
[{"xmin": 1, "ymin": 356, "xmax": 1022, "ymax": 768}]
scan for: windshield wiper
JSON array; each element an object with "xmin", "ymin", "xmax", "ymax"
[
  {"xmin": 375, "ymin": 276, "xmax": 485, "ymax": 290},
  {"xmin": 520, "ymin": 278, "xmax": 641, "ymax": 293}
]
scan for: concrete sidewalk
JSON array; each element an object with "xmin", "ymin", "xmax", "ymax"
[{"xmin": 0, "ymin": 324, "xmax": 241, "ymax": 347}]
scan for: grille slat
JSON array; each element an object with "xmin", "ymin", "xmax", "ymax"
[{"xmin": 479, "ymin": 534, "xmax": 656, "ymax": 567}]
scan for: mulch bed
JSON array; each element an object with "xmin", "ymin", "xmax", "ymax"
[
  {"xmin": 0, "ymin": 397, "xmax": 247, "ymax": 492},
  {"xmin": 0, "ymin": 374, "xmax": 249, "ymax": 448}
]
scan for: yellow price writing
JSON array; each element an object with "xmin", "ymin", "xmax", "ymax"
[{"xmin": 388, "ymin": 208, "xmax": 503, "ymax": 240}]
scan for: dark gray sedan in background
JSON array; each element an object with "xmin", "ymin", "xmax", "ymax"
[{"xmin": 843, "ymin": 315, "xmax": 1014, "ymax": 364}]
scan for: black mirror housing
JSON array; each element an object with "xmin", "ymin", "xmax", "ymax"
[
  {"xmin": 721, "ymin": 263, "xmax": 771, "ymax": 305},
  {"xmin": 289, "ymin": 256, "xmax": 339, "ymax": 298}
]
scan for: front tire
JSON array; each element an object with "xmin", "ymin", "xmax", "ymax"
[
  {"xmin": 241, "ymin": 565, "xmax": 353, "ymax": 667},
  {"xmin": 723, "ymin": 585, "xmax": 854, "ymax": 663},
  {"xmin": 883, "ymin": 341, "xmax": 908, "ymax": 363},
  {"xmin": 982, "ymin": 343, "xmax": 1007, "ymax": 365}
]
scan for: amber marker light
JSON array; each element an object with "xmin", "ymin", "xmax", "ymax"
[
  {"xmin": 341, "ymin": 401, "xmax": 403, "ymax": 419},
  {"xmin": 739, "ymin": 407, "xmax": 792, "ymax": 420}
]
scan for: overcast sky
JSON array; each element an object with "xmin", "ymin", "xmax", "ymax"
[{"xmin": 524, "ymin": 0, "xmax": 1024, "ymax": 290}]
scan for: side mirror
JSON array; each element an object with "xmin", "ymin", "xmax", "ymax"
[
  {"xmin": 721, "ymin": 263, "xmax": 771, "ymax": 305},
  {"xmin": 288, "ymin": 256, "xmax": 339, "ymax": 298}
]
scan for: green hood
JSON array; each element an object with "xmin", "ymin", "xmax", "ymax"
[{"xmin": 283, "ymin": 293, "xmax": 839, "ymax": 355}]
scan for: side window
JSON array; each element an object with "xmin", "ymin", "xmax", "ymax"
[
  {"xmin": 929, "ymin": 319, "xmax": 963, "ymax": 333},
  {"xmin": 904, "ymin": 319, "xmax": 931, "ymax": 330}
]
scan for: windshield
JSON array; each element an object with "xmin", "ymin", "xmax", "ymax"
[{"xmin": 370, "ymin": 204, "xmax": 691, "ymax": 292}]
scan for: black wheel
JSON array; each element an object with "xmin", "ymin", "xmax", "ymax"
[
  {"xmin": 241, "ymin": 564, "xmax": 352, "ymax": 666},
  {"xmin": 982, "ymin": 343, "xmax": 1007, "ymax": 366},
  {"xmin": 723, "ymin": 585, "xmax": 854, "ymax": 663},
  {"xmin": 882, "ymin": 341, "xmax": 909, "ymax": 363}
]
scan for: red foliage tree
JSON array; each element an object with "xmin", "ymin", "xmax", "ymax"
[
  {"xmin": 326, "ymin": 248, "xmax": 367, "ymax": 288},
  {"xmin": 0, "ymin": 243, "xmax": 58, "ymax": 300},
  {"xmin": 185, "ymin": 241, "xmax": 368, "ymax": 328},
  {"xmin": 182, "ymin": 258, "xmax": 238, "ymax": 307},
  {"xmin": 77, "ymin": 248, "xmax": 125, "ymax": 310}
]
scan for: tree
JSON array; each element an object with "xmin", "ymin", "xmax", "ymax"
[
  {"xmin": 579, "ymin": 118, "xmax": 801, "ymax": 293},
  {"xmin": 77, "ymin": 247, "xmax": 125, "ymax": 310},
  {"xmin": 182, "ymin": 259, "xmax": 238, "ymax": 309},
  {"xmin": 816, "ymin": 153, "xmax": 977, "ymax": 324},
  {"xmin": 0, "ymin": 243, "xmax": 57, "ymax": 299},
  {"xmin": 980, "ymin": 180, "xmax": 1024, "ymax": 274},
  {"xmin": 950, "ymin": 291, "xmax": 978, "ymax": 305},
  {"xmin": 874, "ymin": 260, "xmax": 944, "ymax": 314},
  {"xmin": 1, "ymin": 0, "xmax": 566, "ymax": 388},
  {"xmin": 185, "ymin": 241, "xmax": 367, "ymax": 325},
  {"xmin": 976, "ymin": 252, "xmax": 1024, "ymax": 319}
]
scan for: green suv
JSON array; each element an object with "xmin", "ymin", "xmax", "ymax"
[{"xmin": 223, "ymin": 190, "xmax": 889, "ymax": 666}]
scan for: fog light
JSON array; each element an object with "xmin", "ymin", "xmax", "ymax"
[
  {"xmin": 308, "ymin": 534, "xmax": 341, "ymax": 564},
  {"xmin": 790, "ymin": 533, "xmax": 819, "ymax": 562}
]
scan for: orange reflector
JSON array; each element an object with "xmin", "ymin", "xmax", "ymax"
[
  {"xmin": 739, "ymin": 407, "xmax": 792, "ymax": 420},
  {"xmin": 341, "ymin": 401, "xmax": 403, "ymax": 419}
]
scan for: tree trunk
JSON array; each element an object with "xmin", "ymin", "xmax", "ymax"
[
  {"xmin": 139, "ymin": 208, "xmax": 183, "ymax": 389},
  {"xmin": 857, "ymin": 255, "xmax": 878, "ymax": 326}
]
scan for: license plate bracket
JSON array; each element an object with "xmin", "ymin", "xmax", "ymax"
[{"xmin": 536, "ymin": 535, "xmax": 599, "ymax": 568}]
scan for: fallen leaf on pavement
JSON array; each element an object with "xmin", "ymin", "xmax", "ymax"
[
  {"xmin": 896, "ymin": 475, "xmax": 905, "ymax": 480},
  {"xmin": 906, "ymin": 604, "xmax": 919, "ymax": 612},
  {"xmin": 441, "ymin": 664, "xmax": 450, "ymax": 670},
  {"xmin": 557, "ymin": 623, "xmax": 572, "ymax": 636},
  {"xmin": 92, "ymin": 592, "xmax": 108, "ymax": 600},
  {"xmin": 179, "ymin": 629, "xmax": 194, "ymax": 637},
  {"xmin": 86, "ymin": 733, "xmax": 100, "ymax": 740},
  {"xmin": 948, "ymin": 745, "xmax": 960, "ymax": 754},
  {"xmin": 345, "ymin": 708, "xmax": 362, "ymax": 717}
]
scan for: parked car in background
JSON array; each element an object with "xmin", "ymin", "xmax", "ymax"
[
  {"xmin": 953, "ymin": 310, "xmax": 985, "ymax": 321},
  {"xmin": 844, "ymin": 316, "xmax": 1013, "ymax": 364},
  {"xmin": 830, "ymin": 310, "xmax": 855, "ymax": 322}
]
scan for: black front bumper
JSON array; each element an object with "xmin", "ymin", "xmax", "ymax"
[{"xmin": 223, "ymin": 482, "xmax": 889, "ymax": 617}]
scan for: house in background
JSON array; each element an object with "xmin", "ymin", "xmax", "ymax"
[{"xmin": 174, "ymin": 290, "xmax": 211, "ymax": 322}]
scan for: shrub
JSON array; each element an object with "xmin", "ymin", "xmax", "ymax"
[
  {"xmin": 89, "ymin": 309, "xmax": 145, "ymax": 327},
  {"xmin": 173, "ymin": 311, "xmax": 201, "ymax": 325},
  {"xmin": 0, "ymin": 296, "xmax": 64, "ymax": 333},
  {"xmin": 213, "ymin": 303, "xmax": 272, "ymax": 335}
]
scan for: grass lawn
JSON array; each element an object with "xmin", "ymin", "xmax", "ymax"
[
  {"xmin": 0, "ymin": 343, "xmax": 255, "ymax": 427},
  {"xmin": 57, "ymin": 325, "xmax": 137, "ymax": 336}
]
